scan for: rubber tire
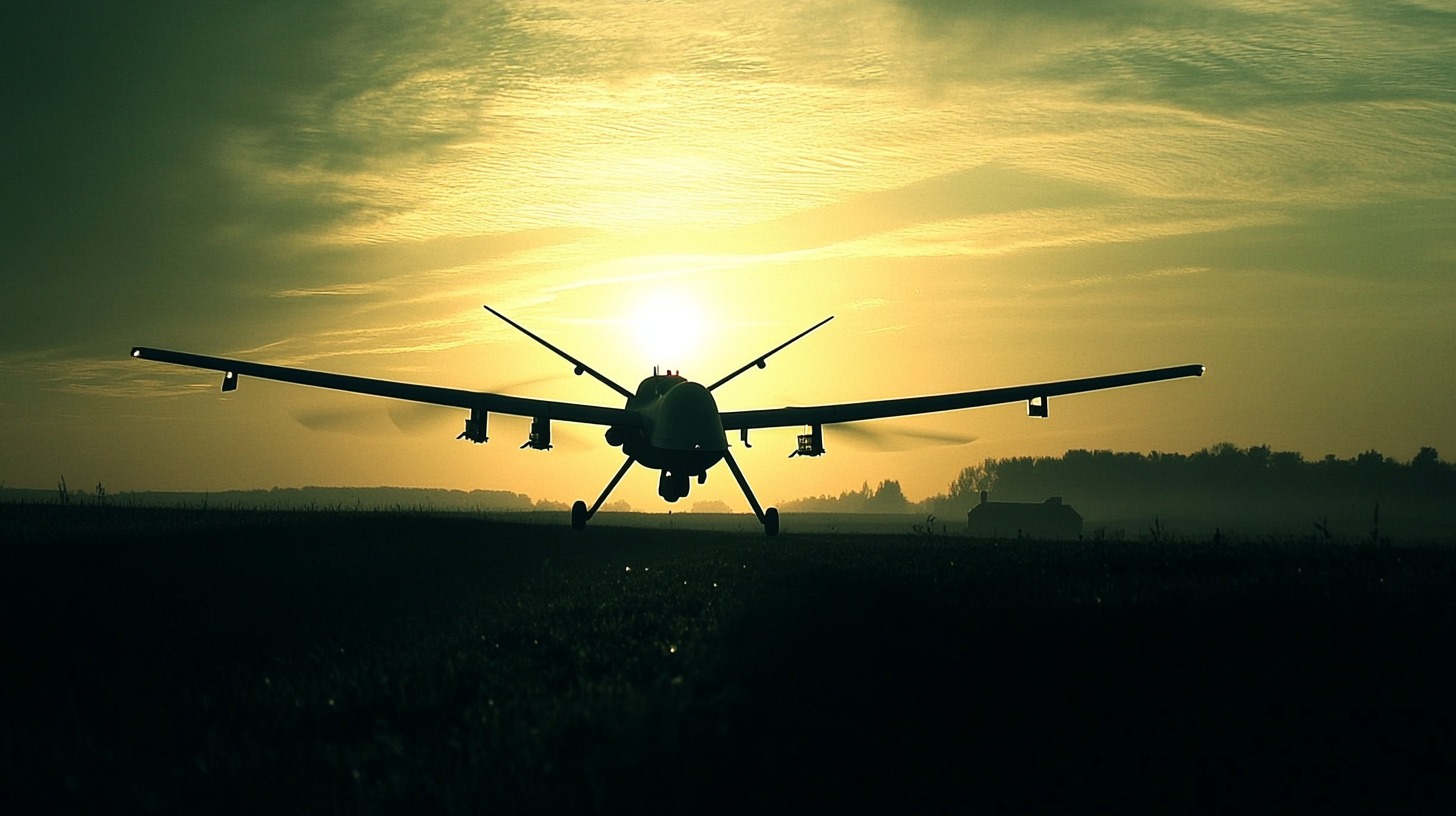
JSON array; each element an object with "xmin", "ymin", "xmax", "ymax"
[
  {"xmin": 764, "ymin": 507, "xmax": 780, "ymax": 537},
  {"xmin": 571, "ymin": 500, "xmax": 588, "ymax": 531}
]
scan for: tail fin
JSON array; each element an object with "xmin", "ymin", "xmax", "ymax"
[
  {"xmin": 483, "ymin": 306, "xmax": 633, "ymax": 399},
  {"xmin": 706, "ymin": 315, "xmax": 834, "ymax": 392}
]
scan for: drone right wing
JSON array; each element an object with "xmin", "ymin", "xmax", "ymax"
[{"xmin": 720, "ymin": 364, "xmax": 1205, "ymax": 430}]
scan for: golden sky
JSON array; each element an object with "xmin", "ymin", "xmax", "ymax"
[{"xmin": 3, "ymin": 0, "xmax": 1454, "ymax": 509}]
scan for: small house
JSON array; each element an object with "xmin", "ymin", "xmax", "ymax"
[{"xmin": 966, "ymin": 491, "xmax": 1082, "ymax": 540}]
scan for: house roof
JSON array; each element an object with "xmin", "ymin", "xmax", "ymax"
[{"xmin": 968, "ymin": 497, "xmax": 1082, "ymax": 523}]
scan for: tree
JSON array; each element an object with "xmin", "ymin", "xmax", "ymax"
[
  {"xmin": 864, "ymin": 480, "xmax": 909, "ymax": 513},
  {"xmin": 1270, "ymin": 450, "xmax": 1305, "ymax": 471},
  {"xmin": 1248, "ymin": 444, "xmax": 1271, "ymax": 468},
  {"xmin": 1412, "ymin": 446, "xmax": 1441, "ymax": 470},
  {"xmin": 947, "ymin": 460, "xmax": 996, "ymax": 502}
]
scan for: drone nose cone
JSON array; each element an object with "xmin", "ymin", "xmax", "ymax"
[{"xmin": 650, "ymin": 381, "xmax": 727, "ymax": 451}]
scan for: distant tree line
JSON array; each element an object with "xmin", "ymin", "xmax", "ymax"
[
  {"xmin": 781, "ymin": 480, "xmax": 912, "ymax": 514},
  {"xmin": 9, "ymin": 484, "xmax": 549, "ymax": 512},
  {"xmin": 949, "ymin": 443, "xmax": 1447, "ymax": 506},
  {"xmin": 784, "ymin": 445, "xmax": 1455, "ymax": 539}
]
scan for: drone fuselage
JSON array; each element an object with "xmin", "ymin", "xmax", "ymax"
[{"xmin": 609, "ymin": 375, "xmax": 727, "ymax": 497}]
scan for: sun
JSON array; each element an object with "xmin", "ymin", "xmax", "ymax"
[{"xmin": 630, "ymin": 291, "xmax": 705, "ymax": 369}]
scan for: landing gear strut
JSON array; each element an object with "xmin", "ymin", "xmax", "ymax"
[
  {"xmin": 571, "ymin": 456, "xmax": 636, "ymax": 531},
  {"xmin": 571, "ymin": 451, "xmax": 779, "ymax": 536},
  {"xmin": 723, "ymin": 449, "xmax": 779, "ymax": 536}
]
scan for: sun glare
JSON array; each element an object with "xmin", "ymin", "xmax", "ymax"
[{"xmin": 630, "ymin": 291, "xmax": 705, "ymax": 369}]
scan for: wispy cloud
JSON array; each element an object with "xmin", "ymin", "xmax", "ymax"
[
  {"xmin": 1046, "ymin": 266, "xmax": 1210, "ymax": 292},
  {"xmin": 272, "ymin": 284, "xmax": 386, "ymax": 298},
  {"xmin": 2, "ymin": 352, "xmax": 215, "ymax": 399},
  {"xmin": 857, "ymin": 324, "xmax": 907, "ymax": 336}
]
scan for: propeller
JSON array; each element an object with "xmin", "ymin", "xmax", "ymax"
[
  {"xmin": 289, "ymin": 401, "xmax": 594, "ymax": 450},
  {"xmin": 290, "ymin": 402, "xmax": 455, "ymax": 436},
  {"xmin": 288, "ymin": 371, "xmax": 594, "ymax": 445},
  {"xmin": 827, "ymin": 422, "xmax": 978, "ymax": 452}
]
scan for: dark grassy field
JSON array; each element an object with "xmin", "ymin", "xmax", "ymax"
[{"xmin": 3, "ymin": 504, "xmax": 1455, "ymax": 813}]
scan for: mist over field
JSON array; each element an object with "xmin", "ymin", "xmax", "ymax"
[
  {"xmin": 11, "ymin": 443, "xmax": 1453, "ymax": 542},
  {"xmin": 772, "ymin": 443, "xmax": 1455, "ymax": 541}
]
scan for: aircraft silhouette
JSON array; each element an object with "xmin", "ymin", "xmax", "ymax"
[{"xmin": 132, "ymin": 306, "xmax": 1204, "ymax": 535}]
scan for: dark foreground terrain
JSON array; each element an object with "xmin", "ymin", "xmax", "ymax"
[{"xmin": 3, "ymin": 505, "xmax": 1454, "ymax": 813}]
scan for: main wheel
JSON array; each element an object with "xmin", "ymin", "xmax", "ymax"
[
  {"xmin": 571, "ymin": 500, "xmax": 588, "ymax": 531},
  {"xmin": 764, "ymin": 507, "xmax": 779, "ymax": 537}
]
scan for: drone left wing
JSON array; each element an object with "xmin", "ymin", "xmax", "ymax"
[
  {"xmin": 130, "ymin": 347, "xmax": 635, "ymax": 427},
  {"xmin": 720, "ymin": 364, "xmax": 1204, "ymax": 430}
]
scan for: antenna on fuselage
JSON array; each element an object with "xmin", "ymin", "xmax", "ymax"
[
  {"xmin": 483, "ymin": 305, "xmax": 634, "ymax": 399},
  {"xmin": 706, "ymin": 315, "xmax": 834, "ymax": 392}
]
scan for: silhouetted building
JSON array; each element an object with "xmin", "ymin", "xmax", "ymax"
[{"xmin": 966, "ymin": 491, "xmax": 1082, "ymax": 540}]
